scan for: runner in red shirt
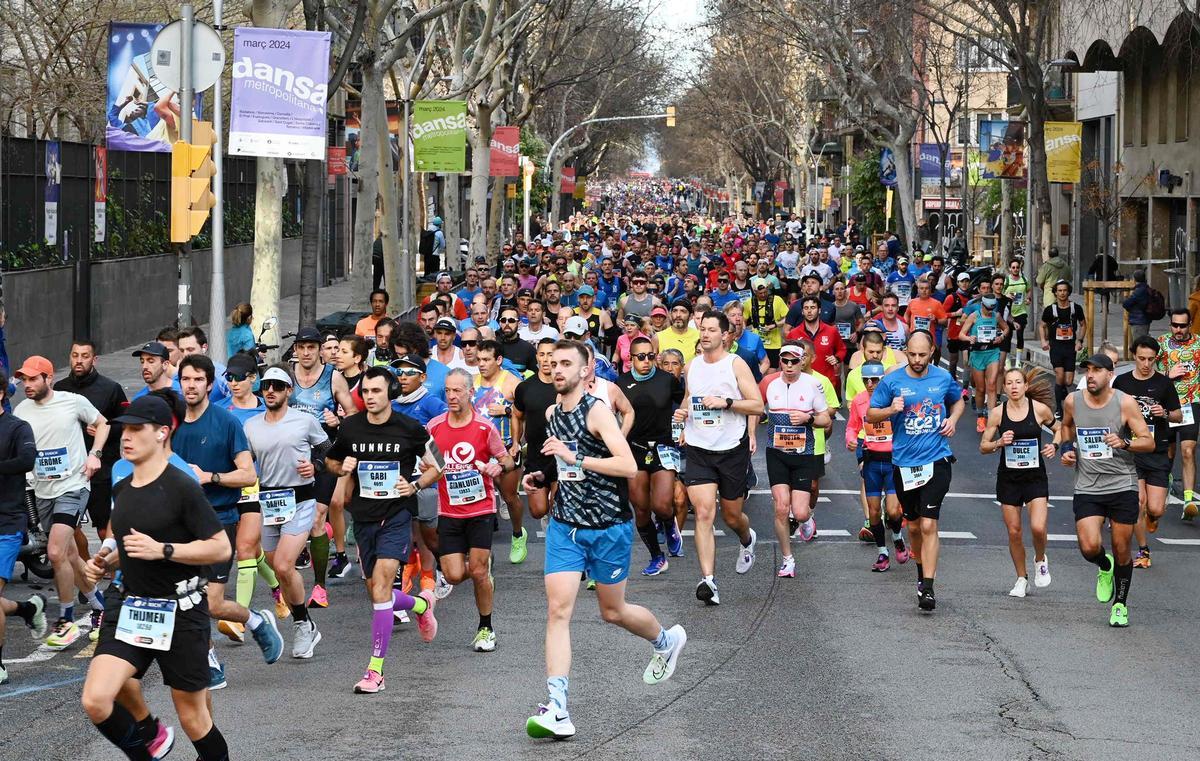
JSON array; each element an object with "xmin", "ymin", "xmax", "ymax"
[{"xmin": 785, "ymin": 296, "xmax": 847, "ymax": 394}]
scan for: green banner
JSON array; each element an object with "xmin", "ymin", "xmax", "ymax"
[{"xmin": 411, "ymin": 100, "xmax": 467, "ymax": 172}]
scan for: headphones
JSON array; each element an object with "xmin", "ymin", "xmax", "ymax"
[{"xmin": 157, "ymin": 432, "xmax": 166, "ymax": 442}]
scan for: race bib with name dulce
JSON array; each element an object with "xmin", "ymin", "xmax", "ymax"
[{"xmin": 1004, "ymin": 439, "xmax": 1040, "ymax": 469}]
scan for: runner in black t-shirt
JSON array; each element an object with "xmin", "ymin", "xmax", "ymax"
[
  {"xmin": 1113, "ymin": 335, "xmax": 1182, "ymax": 569},
  {"xmin": 1039, "ymin": 280, "xmax": 1087, "ymax": 417},
  {"xmin": 82, "ymin": 395, "xmax": 235, "ymax": 761},
  {"xmin": 619, "ymin": 336, "xmax": 685, "ymax": 576},
  {"xmin": 514, "ymin": 338, "xmax": 559, "ymax": 521}
]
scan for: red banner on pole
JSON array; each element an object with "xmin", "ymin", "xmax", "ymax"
[
  {"xmin": 327, "ymin": 146, "xmax": 347, "ymax": 175},
  {"xmin": 560, "ymin": 167, "xmax": 576, "ymax": 194},
  {"xmin": 489, "ymin": 126, "xmax": 520, "ymax": 176},
  {"xmin": 773, "ymin": 180, "xmax": 786, "ymax": 204}
]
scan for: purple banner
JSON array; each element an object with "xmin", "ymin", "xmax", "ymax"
[
  {"xmin": 919, "ymin": 143, "xmax": 949, "ymax": 186},
  {"xmin": 229, "ymin": 27, "xmax": 331, "ymax": 159}
]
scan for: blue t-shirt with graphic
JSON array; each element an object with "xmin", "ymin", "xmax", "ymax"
[{"xmin": 869, "ymin": 366, "xmax": 962, "ymax": 467}]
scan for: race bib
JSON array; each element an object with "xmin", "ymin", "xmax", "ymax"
[
  {"xmin": 1004, "ymin": 439, "xmax": 1040, "ymax": 469},
  {"xmin": 656, "ymin": 444, "xmax": 681, "ymax": 472},
  {"xmin": 892, "ymin": 282, "xmax": 912, "ymax": 304},
  {"xmin": 864, "ymin": 420, "xmax": 892, "ymax": 443},
  {"xmin": 690, "ymin": 396, "xmax": 724, "ymax": 428},
  {"xmin": 35, "ymin": 447, "xmax": 69, "ymax": 480},
  {"xmin": 556, "ymin": 441, "xmax": 584, "ymax": 482},
  {"xmin": 358, "ymin": 461, "xmax": 403, "ymax": 499},
  {"xmin": 1012, "ymin": 291, "xmax": 1025, "ymax": 306},
  {"xmin": 446, "ymin": 469, "xmax": 486, "ymax": 506},
  {"xmin": 899, "ymin": 463, "xmax": 933, "ymax": 490},
  {"xmin": 1170, "ymin": 404, "xmax": 1194, "ymax": 428},
  {"xmin": 836, "ymin": 322, "xmax": 852, "ymax": 339},
  {"xmin": 772, "ymin": 424, "xmax": 809, "ymax": 452},
  {"xmin": 1078, "ymin": 427, "xmax": 1113, "ymax": 459},
  {"xmin": 1055, "ymin": 325, "xmax": 1074, "ymax": 341},
  {"xmin": 976, "ymin": 324, "xmax": 997, "ymax": 343},
  {"xmin": 260, "ymin": 489, "xmax": 298, "ymax": 525},
  {"xmin": 671, "ymin": 420, "xmax": 684, "ymax": 444},
  {"xmin": 913, "ymin": 316, "xmax": 931, "ymax": 332},
  {"xmin": 238, "ymin": 480, "xmax": 259, "ymax": 504},
  {"xmin": 116, "ymin": 596, "xmax": 176, "ymax": 651},
  {"xmin": 885, "ymin": 331, "xmax": 904, "ymax": 349}
]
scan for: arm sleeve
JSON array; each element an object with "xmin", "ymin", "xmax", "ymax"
[{"xmin": 326, "ymin": 432, "xmax": 349, "ymax": 462}]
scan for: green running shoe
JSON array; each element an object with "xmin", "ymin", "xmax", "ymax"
[
  {"xmin": 510, "ymin": 526, "xmax": 528, "ymax": 564},
  {"xmin": 1109, "ymin": 602, "xmax": 1129, "ymax": 627},
  {"xmin": 1096, "ymin": 554, "xmax": 1115, "ymax": 603}
]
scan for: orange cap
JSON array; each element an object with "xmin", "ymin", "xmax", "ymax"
[{"xmin": 14, "ymin": 355, "xmax": 53, "ymax": 380}]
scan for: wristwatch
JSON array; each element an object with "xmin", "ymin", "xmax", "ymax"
[
  {"xmin": 162, "ymin": 543, "xmax": 175, "ymax": 561},
  {"xmin": 724, "ymin": 397, "xmax": 734, "ymax": 410},
  {"xmin": 89, "ymin": 449, "xmax": 102, "ymax": 458},
  {"xmin": 212, "ymin": 472, "xmax": 222, "ymax": 486}
]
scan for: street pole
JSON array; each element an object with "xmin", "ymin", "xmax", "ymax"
[
  {"xmin": 208, "ymin": 0, "xmax": 226, "ymax": 359},
  {"xmin": 400, "ymin": 29, "xmax": 437, "ymax": 312},
  {"xmin": 178, "ymin": 2, "xmax": 195, "ymax": 326},
  {"xmin": 522, "ymin": 157, "xmax": 532, "ymax": 242}
]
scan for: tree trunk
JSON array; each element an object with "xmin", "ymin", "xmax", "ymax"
[
  {"xmin": 487, "ymin": 177, "xmax": 504, "ymax": 255},
  {"xmin": 469, "ymin": 102, "xmax": 493, "ymax": 268},
  {"xmin": 352, "ymin": 62, "xmax": 384, "ymax": 310},
  {"xmin": 1024, "ymin": 97, "xmax": 1055, "ymax": 268},
  {"xmin": 442, "ymin": 176, "xmax": 460, "ymax": 265},
  {"xmin": 373, "ymin": 72, "xmax": 403, "ymax": 314},
  {"xmin": 249, "ymin": 157, "xmax": 286, "ymax": 360},
  {"xmin": 549, "ymin": 154, "xmax": 566, "ymax": 228},
  {"xmin": 298, "ymin": 159, "xmax": 323, "ymax": 329},
  {"xmin": 890, "ymin": 135, "xmax": 919, "ymax": 250}
]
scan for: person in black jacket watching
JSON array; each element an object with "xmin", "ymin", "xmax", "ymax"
[
  {"xmin": 0, "ymin": 367, "xmax": 46, "ymax": 685},
  {"xmin": 54, "ymin": 340, "xmax": 128, "ymax": 541}
]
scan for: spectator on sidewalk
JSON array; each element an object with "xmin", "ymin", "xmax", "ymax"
[
  {"xmin": 1035, "ymin": 246, "xmax": 1071, "ymax": 305},
  {"xmin": 225, "ymin": 302, "xmax": 255, "ymax": 360},
  {"xmin": 1122, "ymin": 268, "xmax": 1153, "ymax": 340}
]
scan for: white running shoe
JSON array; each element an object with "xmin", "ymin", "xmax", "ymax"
[
  {"xmin": 1033, "ymin": 557, "xmax": 1051, "ymax": 588},
  {"xmin": 434, "ymin": 571, "xmax": 454, "ymax": 600},
  {"xmin": 777, "ymin": 556, "xmax": 796, "ymax": 578},
  {"xmin": 643, "ymin": 624, "xmax": 687, "ymax": 685},
  {"xmin": 1008, "ymin": 577, "xmax": 1029, "ymax": 598},
  {"xmin": 735, "ymin": 528, "xmax": 757, "ymax": 574},
  {"xmin": 526, "ymin": 703, "xmax": 575, "ymax": 740},
  {"xmin": 292, "ymin": 620, "xmax": 321, "ymax": 659},
  {"xmin": 394, "ymin": 609, "xmax": 410, "ymax": 624}
]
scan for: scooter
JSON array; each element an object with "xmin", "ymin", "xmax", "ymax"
[
  {"xmin": 252, "ymin": 316, "xmax": 280, "ymax": 376},
  {"xmin": 17, "ymin": 487, "xmax": 52, "ymax": 581}
]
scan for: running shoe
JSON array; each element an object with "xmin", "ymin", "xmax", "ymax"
[
  {"xmin": 1184, "ymin": 501, "xmax": 1199, "ymax": 521},
  {"xmin": 26, "ymin": 593, "xmax": 47, "ymax": 639},
  {"xmin": 788, "ymin": 515, "xmax": 800, "ymax": 538},
  {"xmin": 1008, "ymin": 577, "xmax": 1028, "ymax": 598},
  {"xmin": 510, "ymin": 526, "xmax": 529, "ymax": 564},
  {"xmin": 871, "ymin": 554, "xmax": 890, "ymax": 573},
  {"xmin": 434, "ymin": 571, "xmax": 454, "ymax": 600},
  {"xmin": 307, "ymin": 584, "xmax": 328, "ymax": 608},
  {"xmin": 89, "ymin": 608, "xmax": 103, "ymax": 642},
  {"xmin": 328, "ymin": 554, "xmax": 353, "ymax": 579},
  {"xmin": 354, "ymin": 670, "xmax": 385, "ymax": 694},
  {"xmin": 1096, "ymin": 554, "xmax": 1115, "ymax": 603},
  {"xmin": 45, "ymin": 618, "xmax": 80, "ymax": 650},
  {"xmin": 1109, "ymin": 602, "xmax": 1129, "ymax": 628},
  {"xmin": 643, "ymin": 624, "xmax": 687, "ymax": 685},
  {"xmin": 642, "ymin": 555, "xmax": 669, "ymax": 576},
  {"xmin": 295, "ymin": 547, "xmax": 311, "ymax": 569},
  {"xmin": 894, "ymin": 542, "xmax": 911, "ymax": 564},
  {"xmin": 526, "ymin": 703, "xmax": 575, "ymax": 740},
  {"xmin": 858, "ymin": 523, "xmax": 874, "ymax": 543},
  {"xmin": 147, "ymin": 719, "xmax": 174, "ymax": 759},
  {"xmin": 585, "ymin": 578, "xmax": 596, "ymax": 591},
  {"xmin": 272, "ymin": 588, "xmax": 290, "ymax": 620},
  {"xmin": 0, "ymin": 664, "xmax": 7, "ymax": 685},
  {"xmin": 975, "ymin": 415, "xmax": 986, "ymax": 433},
  {"xmin": 1133, "ymin": 549, "xmax": 1151, "ymax": 569},
  {"xmin": 473, "ymin": 626, "xmax": 497, "ymax": 652},
  {"xmin": 394, "ymin": 609, "xmax": 410, "ymax": 625},
  {"xmin": 208, "ymin": 657, "xmax": 228, "ymax": 691},
  {"xmin": 695, "ymin": 578, "xmax": 720, "ymax": 606},
  {"xmin": 735, "ymin": 528, "xmax": 757, "ymax": 573},
  {"xmin": 1146, "ymin": 512, "xmax": 1160, "ymax": 533},
  {"xmin": 292, "ymin": 620, "xmax": 321, "ymax": 659},
  {"xmin": 1033, "ymin": 557, "xmax": 1051, "ymax": 587},
  {"xmin": 799, "ymin": 517, "xmax": 816, "ymax": 542},
  {"xmin": 218, "ymin": 620, "xmax": 246, "ymax": 644},
  {"xmin": 664, "ymin": 517, "xmax": 684, "ymax": 557},
  {"xmin": 415, "ymin": 590, "xmax": 438, "ymax": 643},
  {"xmin": 918, "ymin": 588, "xmax": 936, "ymax": 612},
  {"xmin": 499, "ymin": 501, "xmax": 510, "ymax": 521},
  {"xmin": 250, "ymin": 610, "xmax": 284, "ymax": 664},
  {"xmin": 777, "ymin": 556, "xmax": 795, "ymax": 578}
]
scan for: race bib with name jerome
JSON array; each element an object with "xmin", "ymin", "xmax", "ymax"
[
  {"xmin": 898, "ymin": 463, "xmax": 933, "ymax": 490},
  {"xmin": 772, "ymin": 424, "xmax": 809, "ymax": 453},
  {"xmin": 864, "ymin": 420, "xmax": 893, "ymax": 443},
  {"xmin": 557, "ymin": 441, "xmax": 584, "ymax": 482},
  {"xmin": 836, "ymin": 322, "xmax": 852, "ymax": 339},
  {"xmin": 446, "ymin": 469, "xmax": 486, "ymax": 506},
  {"xmin": 35, "ymin": 447, "xmax": 69, "ymax": 480},
  {"xmin": 116, "ymin": 596, "xmax": 176, "ymax": 651},
  {"xmin": 1170, "ymin": 403, "xmax": 1195, "ymax": 428},
  {"xmin": 260, "ymin": 489, "xmax": 298, "ymax": 525},
  {"xmin": 1004, "ymin": 439, "xmax": 1040, "ymax": 469},
  {"xmin": 656, "ymin": 444, "xmax": 681, "ymax": 472},
  {"xmin": 1078, "ymin": 427, "xmax": 1112, "ymax": 459},
  {"xmin": 358, "ymin": 461, "xmax": 403, "ymax": 499},
  {"xmin": 690, "ymin": 396, "xmax": 724, "ymax": 428}
]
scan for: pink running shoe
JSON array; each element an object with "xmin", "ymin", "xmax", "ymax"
[
  {"xmin": 416, "ymin": 590, "xmax": 438, "ymax": 643},
  {"xmin": 799, "ymin": 517, "xmax": 816, "ymax": 542},
  {"xmin": 895, "ymin": 546, "xmax": 912, "ymax": 564},
  {"xmin": 307, "ymin": 584, "xmax": 328, "ymax": 609},
  {"xmin": 354, "ymin": 670, "xmax": 385, "ymax": 694},
  {"xmin": 148, "ymin": 720, "xmax": 175, "ymax": 759},
  {"xmin": 871, "ymin": 554, "xmax": 891, "ymax": 573}
]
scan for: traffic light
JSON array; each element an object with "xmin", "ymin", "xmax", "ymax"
[
  {"xmin": 665, "ymin": 105, "xmax": 676, "ymax": 128},
  {"xmin": 170, "ymin": 121, "xmax": 216, "ymax": 243}
]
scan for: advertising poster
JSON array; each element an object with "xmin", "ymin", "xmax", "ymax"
[
  {"xmin": 94, "ymin": 146, "xmax": 108, "ymax": 243},
  {"xmin": 919, "ymin": 143, "xmax": 949, "ymax": 186},
  {"xmin": 981, "ymin": 120, "xmax": 1026, "ymax": 179},
  {"xmin": 44, "ymin": 141, "xmax": 60, "ymax": 246},
  {"xmin": 489, "ymin": 126, "xmax": 520, "ymax": 176},
  {"xmin": 560, "ymin": 167, "xmax": 576, "ymax": 194},
  {"xmin": 879, "ymin": 148, "xmax": 897, "ymax": 187},
  {"xmin": 106, "ymin": 22, "xmax": 198, "ymax": 153},
  {"xmin": 412, "ymin": 100, "xmax": 467, "ymax": 172},
  {"xmin": 1045, "ymin": 121, "xmax": 1082, "ymax": 183},
  {"xmin": 229, "ymin": 27, "xmax": 331, "ymax": 159}
]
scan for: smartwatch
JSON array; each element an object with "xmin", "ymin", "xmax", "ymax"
[
  {"xmin": 163, "ymin": 543, "xmax": 175, "ymax": 561},
  {"xmin": 724, "ymin": 397, "xmax": 734, "ymax": 410},
  {"xmin": 212, "ymin": 472, "xmax": 222, "ymax": 486}
]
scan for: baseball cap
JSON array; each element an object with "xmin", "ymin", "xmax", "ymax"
[
  {"xmin": 1080, "ymin": 353, "xmax": 1115, "ymax": 371},
  {"xmin": 225, "ymin": 353, "xmax": 258, "ymax": 377},
  {"xmin": 751, "ymin": 277, "xmax": 771, "ymax": 290},
  {"xmin": 516, "ymin": 287, "xmax": 534, "ymax": 297},
  {"xmin": 294, "ymin": 326, "xmax": 322, "ymax": 344},
  {"xmin": 564, "ymin": 316, "xmax": 589, "ymax": 337},
  {"xmin": 577, "ymin": 285, "xmax": 595, "ymax": 297},
  {"xmin": 14, "ymin": 355, "xmax": 53, "ymax": 380},
  {"xmin": 393, "ymin": 355, "xmax": 426, "ymax": 373},
  {"xmin": 650, "ymin": 306, "xmax": 669, "ymax": 318},
  {"xmin": 433, "ymin": 318, "xmax": 458, "ymax": 333},
  {"xmin": 112, "ymin": 395, "xmax": 174, "ymax": 428},
  {"xmin": 261, "ymin": 367, "xmax": 293, "ymax": 387},
  {"xmin": 956, "ymin": 272, "xmax": 971, "ymax": 282},
  {"xmin": 131, "ymin": 342, "xmax": 170, "ymax": 360},
  {"xmin": 779, "ymin": 344, "xmax": 805, "ymax": 358},
  {"xmin": 861, "ymin": 361, "xmax": 886, "ymax": 379},
  {"xmin": 622, "ymin": 314, "xmax": 642, "ymax": 325}
]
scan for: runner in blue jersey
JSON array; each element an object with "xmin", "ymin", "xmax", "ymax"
[{"xmin": 867, "ymin": 330, "xmax": 965, "ymax": 613}]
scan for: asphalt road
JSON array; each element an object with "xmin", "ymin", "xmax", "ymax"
[{"xmin": 4, "ymin": 417, "xmax": 1200, "ymax": 760}]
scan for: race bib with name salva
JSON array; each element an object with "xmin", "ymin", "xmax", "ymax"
[{"xmin": 1078, "ymin": 427, "xmax": 1113, "ymax": 459}]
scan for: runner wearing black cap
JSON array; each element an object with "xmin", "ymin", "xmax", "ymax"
[{"xmin": 131, "ymin": 342, "xmax": 181, "ymax": 400}]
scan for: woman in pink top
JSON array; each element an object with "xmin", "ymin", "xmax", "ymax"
[{"xmin": 615, "ymin": 315, "xmax": 651, "ymax": 373}]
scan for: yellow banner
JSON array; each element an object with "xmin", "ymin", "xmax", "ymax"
[
  {"xmin": 821, "ymin": 185, "xmax": 832, "ymax": 209},
  {"xmin": 885, "ymin": 187, "xmax": 894, "ymax": 220},
  {"xmin": 1045, "ymin": 121, "xmax": 1082, "ymax": 183},
  {"xmin": 573, "ymin": 176, "xmax": 587, "ymax": 200},
  {"xmin": 505, "ymin": 183, "xmax": 516, "ymax": 199}
]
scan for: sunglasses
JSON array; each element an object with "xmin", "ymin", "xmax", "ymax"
[
  {"xmin": 498, "ymin": 317, "xmax": 520, "ymax": 324},
  {"xmin": 223, "ymin": 372, "xmax": 253, "ymax": 383},
  {"xmin": 564, "ymin": 332, "xmax": 585, "ymax": 339},
  {"xmin": 459, "ymin": 339, "xmax": 478, "ymax": 347},
  {"xmin": 631, "ymin": 352, "xmax": 657, "ymax": 361},
  {"xmin": 632, "ymin": 279, "xmax": 647, "ymax": 285},
  {"xmin": 395, "ymin": 369, "xmax": 422, "ymax": 377},
  {"xmin": 1171, "ymin": 322, "xmax": 1190, "ymax": 328},
  {"xmin": 864, "ymin": 376, "xmax": 882, "ymax": 383},
  {"xmin": 779, "ymin": 357, "xmax": 801, "ymax": 365},
  {"xmin": 261, "ymin": 380, "xmax": 290, "ymax": 392}
]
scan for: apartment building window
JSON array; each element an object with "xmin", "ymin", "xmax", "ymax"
[{"xmin": 956, "ymin": 38, "xmax": 1007, "ymax": 72}]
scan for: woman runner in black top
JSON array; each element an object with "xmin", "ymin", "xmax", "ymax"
[{"xmin": 980, "ymin": 369, "xmax": 1058, "ymax": 598}]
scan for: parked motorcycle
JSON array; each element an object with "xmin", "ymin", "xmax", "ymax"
[{"xmin": 17, "ymin": 486, "xmax": 52, "ymax": 581}]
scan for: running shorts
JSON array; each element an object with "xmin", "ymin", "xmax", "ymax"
[
  {"xmin": 416, "ymin": 490, "xmax": 439, "ymax": 525},
  {"xmin": 438, "ymin": 514, "xmax": 494, "ymax": 555},
  {"xmin": 208, "ymin": 524, "xmax": 238, "ymax": 584},
  {"xmin": 313, "ymin": 470, "xmax": 338, "ymax": 505},
  {"xmin": 969, "ymin": 348, "xmax": 1001, "ymax": 371},
  {"xmin": 765, "ymin": 449, "xmax": 822, "ymax": 492},
  {"xmin": 946, "ymin": 338, "xmax": 971, "ymax": 354},
  {"xmin": 1073, "ymin": 491, "xmax": 1138, "ymax": 525},
  {"xmin": 354, "ymin": 510, "xmax": 413, "ymax": 577},
  {"xmin": 260, "ymin": 498, "xmax": 316, "ymax": 552},
  {"xmin": 682, "ymin": 443, "xmax": 750, "ymax": 501},
  {"xmin": 862, "ymin": 458, "xmax": 895, "ymax": 497},
  {"xmin": 892, "ymin": 458, "xmax": 953, "ymax": 521},
  {"xmin": 35, "ymin": 488, "xmax": 89, "ymax": 531},
  {"xmin": 631, "ymin": 441, "xmax": 679, "ymax": 474},
  {"xmin": 1048, "ymin": 342, "xmax": 1076, "ymax": 371},
  {"xmin": 0, "ymin": 531, "xmax": 21, "ymax": 582},
  {"xmin": 95, "ymin": 597, "xmax": 211, "ymax": 693},
  {"xmin": 995, "ymin": 477, "xmax": 1049, "ymax": 507},
  {"xmin": 1172, "ymin": 403, "xmax": 1199, "ymax": 442},
  {"xmin": 525, "ymin": 454, "xmax": 558, "ymax": 486},
  {"xmin": 544, "ymin": 518, "xmax": 633, "ymax": 584},
  {"xmin": 1133, "ymin": 451, "xmax": 1172, "ymax": 489},
  {"xmin": 85, "ymin": 472, "xmax": 112, "ymax": 532}
]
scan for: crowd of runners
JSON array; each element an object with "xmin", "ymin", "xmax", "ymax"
[{"xmin": 0, "ymin": 178, "xmax": 1195, "ymax": 756}]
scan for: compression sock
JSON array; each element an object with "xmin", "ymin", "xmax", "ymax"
[
  {"xmin": 369, "ymin": 601, "xmax": 393, "ymax": 673},
  {"xmin": 291, "ymin": 604, "xmax": 309, "ymax": 623},
  {"xmin": 479, "ymin": 613, "xmax": 492, "ymax": 631},
  {"xmin": 420, "ymin": 570, "xmax": 435, "ymax": 593},
  {"xmin": 310, "ymin": 533, "xmax": 330, "ymax": 587},
  {"xmin": 1186, "ymin": 490, "xmax": 1195, "ymax": 503},
  {"xmin": 88, "ymin": 587, "xmax": 105, "ymax": 611},
  {"xmin": 94, "ymin": 703, "xmax": 153, "ymax": 760},
  {"xmin": 1083, "ymin": 549, "xmax": 1112, "ymax": 571},
  {"xmin": 191, "ymin": 725, "xmax": 229, "ymax": 761},
  {"xmin": 637, "ymin": 520, "xmax": 662, "ymax": 557},
  {"xmin": 547, "ymin": 675, "xmax": 569, "ymax": 712},
  {"xmin": 870, "ymin": 520, "xmax": 886, "ymax": 549},
  {"xmin": 393, "ymin": 589, "xmax": 428, "ymax": 615},
  {"xmin": 13, "ymin": 600, "xmax": 36, "ymax": 625},
  {"xmin": 61, "ymin": 602, "xmax": 74, "ymax": 622},
  {"xmin": 236, "ymin": 559, "xmax": 258, "ymax": 609},
  {"xmin": 1115, "ymin": 562, "xmax": 1133, "ymax": 605},
  {"xmin": 924, "ymin": 578, "xmax": 935, "ymax": 595},
  {"xmin": 255, "ymin": 551, "xmax": 279, "ymax": 589},
  {"xmin": 1054, "ymin": 384, "xmax": 1067, "ymax": 415},
  {"xmin": 916, "ymin": 563, "xmax": 924, "ymax": 583},
  {"xmin": 134, "ymin": 714, "xmax": 158, "ymax": 746}
]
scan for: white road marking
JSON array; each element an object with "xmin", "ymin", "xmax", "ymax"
[
  {"xmin": 535, "ymin": 529, "xmax": 725, "ymax": 538},
  {"xmin": 816, "ymin": 529, "xmax": 851, "ymax": 537},
  {"xmin": 937, "ymin": 531, "xmax": 977, "ymax": 539},
  {"xmin": 749, "ymin": 488, "xmax": 1076, "ymax": 501},
  {"xmin": 1156, "ymin": 538, "xmax": 1200, "ymax": 546},
  {"xmin": 1047, "ymin": 534, "xmax": 1079, "ymax": 542}
]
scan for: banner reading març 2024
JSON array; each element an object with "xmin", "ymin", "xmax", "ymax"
[{"xmin": 229, "ymin": 27, "xmax": 331, "ymax": 160}]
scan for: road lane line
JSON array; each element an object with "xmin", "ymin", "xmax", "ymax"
[
  {"xmin": 816, "ymin": 529, "xmax": 851, "ymax": 537},
  {"xmin": 1047, "ymin": 534, "xmax": 1079, "ymax": 542},
  {"xmin": 0, "ymin": 674, "xmax": 86, "ymax": 699},
  {"xmin": 937, "ymin": 531, "xmax": 977, "ymax": 539},
  {"xmin": 1156, "ymin": 538, "xmax": 1200, "ymax": 545}
]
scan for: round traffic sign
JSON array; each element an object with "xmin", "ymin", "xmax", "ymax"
[{"xmin": 151, "ymin": 20, "xmax": 226, "ymax": 93}]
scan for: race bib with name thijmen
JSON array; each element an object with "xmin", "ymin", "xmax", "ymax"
[{"xmin": 116, "ymin": 596, "xmax": 176, "ymax": 651}]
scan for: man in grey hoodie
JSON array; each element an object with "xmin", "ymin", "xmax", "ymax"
[{"xmin": 1036, "ymin": 246, "xmax": 1071, "ymax": 305}]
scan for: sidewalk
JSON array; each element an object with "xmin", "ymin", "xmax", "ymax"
[
  {"xmin": 1023, "ymin": 293, "xmax": 1160, "ymax": 370},
  {"xmin": 97, "ymin": 279, "xmax": 357, "ymax": 394}
]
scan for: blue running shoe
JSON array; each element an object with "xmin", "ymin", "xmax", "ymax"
[
  {"xmin": 209, "ymin": 662, "xmax": 227, "ymax": 691},
  {"xmin": 641, "ymin": 555, "xmax": 669, "ymax": 576},
  {"xmin": 251, "ymin": 610, "xmax": 284, "ymax": 664},
  {"xmin": 665, "ymin": 518, "xmax": 684, "ymax": 557}
]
